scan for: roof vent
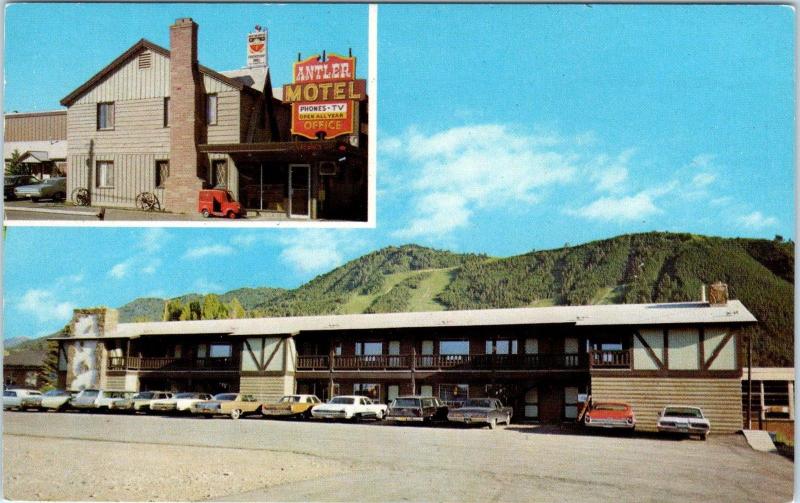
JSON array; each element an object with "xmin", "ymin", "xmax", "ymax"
[
  {"xmin": 138, "ymin": 51, "xmax": 152, "ymax": 69},
  {"xmin": 708, "ymin": 282, "xmax": 729, "ymax": 305}
]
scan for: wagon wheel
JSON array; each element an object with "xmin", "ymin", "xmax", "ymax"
[
  {"xmin": 71, "ymin": 187, "xmax": 90, "ymax": 206},
  {"xmin": 135, "ymin": 192, "xmax": 161, "ymax": 212}
]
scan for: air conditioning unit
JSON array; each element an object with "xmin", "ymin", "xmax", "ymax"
[{"xmin": 319, "ymin": 161, "xmax": 338, "ymax": 176}]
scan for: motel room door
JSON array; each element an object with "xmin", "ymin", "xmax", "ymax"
[{"xmin": 289, "ymin": 164, "xmax": 310, "ymax": 218}]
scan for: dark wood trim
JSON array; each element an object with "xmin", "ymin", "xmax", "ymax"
[
  {"xmin": 633, "ymin": 330, "xmax": 664, "ymax": 370},
  {"xmin": 662, "ymin": 329, "xmax": 669, "ymax": 369},
  {"xmin": 591, "ymin": 369, "xmax": 741, "ymax": 379},
  {"xmin": 698, "ymin": 327, "xmax": 705, "ymax": 370},
  {"xmin": 243, "ymin": 339, "xmax": 261, "ymax": 372},
  {"xmin": 240, "ymin": 370, "xmax": 295, "ymax": 378},
  {"xmin": 262, "ymin": 338, "xmax": 283, "ymax": 371},
  {"xmin": 703, "ymin": 331, "xmax": 735, "ymax": 371},
  {"xmin": 259, "ymin": 337, "xmax": 267, "ymax": 370}
]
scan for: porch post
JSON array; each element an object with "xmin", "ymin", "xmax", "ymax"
[
  {"xmin": 410, "ymin": 344, "xmax": 416, "ymax": 394},
  {"xmin": 328, "ymin": 345, "xmax": 335, "ymax": 399}
]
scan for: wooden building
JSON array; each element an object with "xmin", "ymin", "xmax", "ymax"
[
  {"xmin": 52, "ymin": 297, "xmax": 756, "ymax": 432},
  {"xmin": 4, "ymin": 111, "xmax": 67, "ymax": 178},
  {"xmin": 3, "ymin": 350, "xmax": 47, "ymax": 388},
  {"xmin": 57, "ymin": 18, "xmax": 367, "ymax": 220}
]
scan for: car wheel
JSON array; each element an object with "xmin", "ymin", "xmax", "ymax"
[
  {"xmin": 702, "ymin": 433, "xmax": 709, "ymax": 441},
  {"xmin": 303, "ymin": 409, "xmax": 313, "ymax": 420},
  {"xmin": 489, "ymin": 418, "xmax": 498, "ymax": 430},
  {"xmin": 32, "ymin": 197, "xmax": 40, "ymax": 202},
  {"xmin": 201, "ymin": 209, "xmax": 210, "ymax": 218},
  {"xmin": 227, "ymin": 210, "xmax": 236, "ymax": 219},
  {"xmin": 230, "ymin": 409, "xmax": 242, "ymax": 420}
]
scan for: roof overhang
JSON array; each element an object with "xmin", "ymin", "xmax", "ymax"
[{"xmin": 198, "ymin": 140, "xmax": 364, "ymax": 163}]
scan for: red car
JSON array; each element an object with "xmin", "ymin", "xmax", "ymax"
[
  {"xmin": 584, "ymin": 402, "xmax": 636, "ymax": 430},
  {"xmin": 198, "ymin": 189, "xmax": 245, "ymax": 219}
]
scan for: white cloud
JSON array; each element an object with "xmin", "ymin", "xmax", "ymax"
[
  {"xmin": 586, "ymin": 149, "xmax": 634, "ymax": 194},
  {"xmin": 141, "ymin": 259, "xmax": 161, "ymax": 275},
  {"xmin": 231, "ymin": 233, "xmax": 259, "ymax": 247},
  {"xmin": 569, "ymin": 192, "xmax": 662, "ymax": 223},
  {"xmin": 691, "ymin": 172, "xmax": 716, "ymax": 188},
  {"xmin": 278, "ymin": 230, "xmax": 363, "ymax": 275},
  {"xmin": 710, "ymin": 196, "xmax": 732, "ymax": 206},
  {"xmin": 388, "ymin": 124, "xmax": 579, "ymax": 238},
  {"xmin": 18, "ymin": 289, "xmax": 75, "ymax": 323},
  {"xmin": 737, "ymin": 211, "xmax": 778, "ymax": 230},
  {"xmin": 689, "ymin": 154, "xmax": 715, "ymax": 169},
  {"xmin": 139, "ymin": 228, "xmax": 168, "ymax": 254},
  {"xmin": 183, "ymin": 244, "xmax": 235, "ymax": 259},
  {"xmin": 108, "ymin": 260, "xmax": 131, "ymax": 279}
]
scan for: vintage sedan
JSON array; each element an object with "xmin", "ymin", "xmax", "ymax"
[
  {"xmin": 584, "ymin": 402, "xmax": 636, "ymax": 430},
  {"xmin": 260, "ymin": 394, "xmax": 322, "ymax": 419},
  {"xmin": 4, "ymin": 174, "xmax": 40, "ymax": 200},
  {"xmin": 3, "ymin": 389, "xmax": 42, "ymax": 410},
  {"xmin": 657, "ymin": 406, "xmax": 711, "ymax": 440},
  {"xmin": 311, "ymin": 395, "xmax": 387, "ymax": 421},
  {"xmin": 14, "ymin": 177, "xmax": 66, "ymax": 202},
  {"xmin": 447, "ymin": 398, "xmax": 513, "ymax": 429},
  {"xmin": 72, "ymin": 389, "xmax": 133, "ymax": 411},
  {"xmin": 37, "ymin": 389, "xmax": 76, "ymax": 411},
  {"xmin": 387, "ymin": 396, "xmax": 449, "ymax": 423},
  {"xmin": 150, "ymin": 392, "xmax": 213, "ymax": 413},
  {"xmin": 113, "ymin": 391, "xmax": 174, "ymax": 413},
  {"xmin": 190, "ymin": 393, "xmax": 262, "ymax": 419}
]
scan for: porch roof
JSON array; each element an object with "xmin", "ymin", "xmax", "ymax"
[
  {"xmin": 198, "ymin": 140, "xmax": 363, "ymax": 163},
  {"xmin": 52, "ymin": 301, "xmax": 756, "ymax": 341}
]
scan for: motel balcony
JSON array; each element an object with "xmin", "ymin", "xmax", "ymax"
[
  {"xmin": 107, "ymin": 356, "xmax": 239, "ymax": 372},
  {"xmin": 296, "ymin": 351, "xmax": 630, "ymax": 372}
]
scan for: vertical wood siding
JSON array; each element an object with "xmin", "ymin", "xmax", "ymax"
[
  {"xmin": 68, "ymin": 153, "xmax": 167, "ymax": 208},
  {"xmin": 591, "ymin": 377, "xmax": 743, "ymax": 432},
  {"xmin": 4, "ymin": 112, "xmax": 67, "ymax": 141},
  {"xmin": 206, "ymin": 91, "xmax": 240, "ymax": 144}
]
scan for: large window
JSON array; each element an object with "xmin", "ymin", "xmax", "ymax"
[
  {"xmin": 212, "ymin": 159, "xmax": 227, "ymax": 188},
  {"xmin": 355, "ymin": 342, "xmax": 382, "ymax": 356},
  {"xmin": 155, "ymin": 160, "xmax": 169, "ymax": 188},
  {"xmin": 486, "ymin": 339, "xmax": 518, "ymax": 355},
  {"xmin": 353, "ymin": 383, "xmax": 380, "ymax": 400},
  {"xmin": 438, "ymin": 384, "xmax": 469, "ymax": 404},
  {"xmin": 206, "ymin": 94, "xmax": 218, "ymax": 125},
  {"xmin": 440, "ymin": 340, "xmax": 469, "ymax": 355},
  {"xmin": 97, "ymin": 102, "xmax": 115, "ymax": 130},
  {"xmin": 96, "ymin": 161, "xmax": 114, "ymax": 188},
  {"xmin": 209, "ymin": 344, "xmax": 232, "ymax": 358}
]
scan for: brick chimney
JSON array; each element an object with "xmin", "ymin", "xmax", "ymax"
[
  {"xmin": 164, "ymin": 18, "xmax": 205, "ymax": 214},
  {"xmin": 708, "ymin": 282, "xmax": 729, "ymax": 305}
]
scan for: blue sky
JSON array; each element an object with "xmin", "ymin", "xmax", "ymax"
[{"xmin": 2, "ymin": 4, "xmax": 795, "ymax": 340}]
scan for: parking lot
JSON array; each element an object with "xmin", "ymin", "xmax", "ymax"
[{"xmin": 3, "ymin": 410, "xmax": 793, "ymax": 502}]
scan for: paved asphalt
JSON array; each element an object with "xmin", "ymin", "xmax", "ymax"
[{"xmin": 3, "ymin": 411, "xmax": 794, "ymax": 502}]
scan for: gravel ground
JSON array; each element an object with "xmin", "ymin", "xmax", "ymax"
[
  {"xmin": 3, "ymin": 411, "xmax": 794, "ymax": 502},
  {"xmin": 4, "ymin": 435, "xmax": 340, "ymax": 501}
]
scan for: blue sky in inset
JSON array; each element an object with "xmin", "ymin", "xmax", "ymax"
[{"xmin": 2, "ymin": 4, "xmax": 795, "ymax": 340}]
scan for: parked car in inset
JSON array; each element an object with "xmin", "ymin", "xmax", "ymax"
[
  {"xmin": 447, "ymin": 398, "xmax": 513, "ymax": 429},
  {"xmin": 71, "ymin": 389, "xmax": 133, "ymax": 412},
  {"xmin": 3, "ymin": 389, "xmax": 42, "ymax": 410},
  {"xmin": 190, "ymin": 393, "xmax": 261, "ymax": 419},
  {"xmin": 584, "ymin": 402, "xmax": 636, "ymax": 430},
  {"xmin": 387, "ymin": 396, "xmax": 449, "ymax": 424},
  {"xmin": 310, "ymin": 395, "xmax": 388, "ymax": 421},
  {"xmin": 14, "ymin": 177, "xmax": 66, "ymax": 202},
  {"xmin": 37, "ymin": 389, "xmax": 76, "ymax": 411},
  {"xmin": 657, "ymin": 405, "xmax": 711, "ymax": 440},
  {"xmin": 150, "ymin": 392, "xmax": 213, "ymax": 414},
  {"xmin": 260, "ymin": 394, "xmax": 322, "ymax": 419},
  {"xmin": 4, "ymin": 175, "xmax": 40, "ymax": 200}
]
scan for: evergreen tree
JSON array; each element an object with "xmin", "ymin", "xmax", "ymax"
[
  {"xmin": 227, "ymin": 297, "xmax": 246, "ymax": 319},
  {"xmin": 5, "ymin": 149, "xmax": 27, "ymax": 176}
]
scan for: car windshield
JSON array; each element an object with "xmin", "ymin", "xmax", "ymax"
[
  {"xmin": 3, "ymin": 391, "xmax": 16, "ymax": 397},
  {"xmin": 81, "ymin": 390, "xmax": 99, "ymax": 397},
  {"xmin": 329, "ymin": 397, "xmax": 355, "ymax": 405},
  {"xmin": 280, "ymin": 396, "xmax": 301, "ymax": 403},
  {"xmin": 174, "ymin": 393, "xmax": 196, "ymax": 399},
  {"xmin": 214, "ymin": 393, "xmax": 238, "ymax": 401},
  {"xmin": 133, "ymin": 392, "xmax": 154, "ymax": 399},
  {"xmin": 393, "ymin": 398, "xmax": 421, "ymax": 408},
  {"xmin": 465, "ymin": 399, "xmax": 492, "ymax": 408},
  {"xmin": 44, "ymin": 390, "xmax": 69, "ymax": 397},
  {"xmin": 593, "ymin": 403, "xmax": 628, "ymax": 411},
  {"xmin": 663, "ymin": 407, "xmax": 703, "ymax": 418}
]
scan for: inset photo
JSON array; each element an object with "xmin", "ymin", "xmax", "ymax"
[{"xmin": 3, "ymin": 4, "xmax": 372, "ymax": 225}]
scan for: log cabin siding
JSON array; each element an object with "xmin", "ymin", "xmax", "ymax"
[
  {"xmin": 239, "ymin": 375, "xmax": 294, "ymax": 402},
  {"xmin": 591, "ymin": 376, "xmax": 742, "ymax": 432},
  {"xmin": 4, "ymin": 112, "xmax": 67, "ymax": 141}
]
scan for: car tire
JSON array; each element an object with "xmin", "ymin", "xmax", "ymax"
[
  {"xmin": 202, "ymin": 209, "xmax": 210, "ymax": 218},
  {"xmin": 702, "ymin": 433, "xmax": 709, "ymax": 441},
  {"xmin": 489, "ymin": 418, "xmax": 498, "ymax": 430},
  {"xmin": 227, "ymin": 211, "xmax": 236, "ymax": 219},
  {"xmin": 230, "ymin": 409, "xmax": 242, "ymax": 420}
]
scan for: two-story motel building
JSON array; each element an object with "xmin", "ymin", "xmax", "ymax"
[
  {"xmin": 52, "ymin": 295, "xmax": 756, "ymax": 432},
  {"xmin": 57, "ymin": 18, "xmax": 367, "ymax": 220}
]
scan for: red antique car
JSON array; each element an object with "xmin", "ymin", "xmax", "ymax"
[
  {"xmin": 198, "ymin": 189, "xmax": 245, "ymax": 219},
  {"xmin": 584, "ymin": 402, "xmax": 636, "ymax": 430}
]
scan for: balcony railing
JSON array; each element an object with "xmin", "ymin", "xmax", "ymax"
[
  {"xmin": 108, "ymin": 356, "xmax": 237, "ymax": 371},
  {"xmin": 588, "ymin": 349, "xmax": 632, "ymax": 369},
  {"xmin": 296, "ymin": 353, "xmax": 589, "ymax": 371}
]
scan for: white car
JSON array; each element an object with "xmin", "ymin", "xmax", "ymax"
[
  {"xmin": 71, "ymin": 389, "xmax": 133, "ymax": 411},
  {"xmin": 3, "ymin": 389, "xmax": 42, "ymax": 410},
  {"xmin": 657, "ymin": 406, "xmax": 711, "ymax": 440},
  {"xmin": 38, "ymin": 389, "xmax": 76, "ymax": 411},
  {"xmin": 150, "ymin": 392, "xmax": 213, "ymax": 413},
  {"xmin": 311, "ymin": 395, "xmax": 388, "ymax": 420}
]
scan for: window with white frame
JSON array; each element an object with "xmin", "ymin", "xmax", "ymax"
[
  {"xmin": 97, "ymin": 102, "xmax": 114, "ymax": 130},
  {"xmin": 206, "ymin": 94, "xmax": 218, "ymax": 125},
  {"xmin": 96, "ymin": 161, "xmax": 114, "ymax": 188}
]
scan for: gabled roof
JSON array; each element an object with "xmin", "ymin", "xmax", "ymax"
[
  {"xmin": 5, "ymin": 140, "xmax": 67, "ymax": 160},
  {"xmin": 4, "ymin": 350, "xmax": 47, "ymax": 367},
  {"xmin": 60, "ymin": 39, "xmax": 245, "ymax": 106}
]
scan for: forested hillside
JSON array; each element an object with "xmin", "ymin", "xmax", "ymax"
[{"xmin": 42, "ymin": 233, "xmax": 794, "ymax": 366}]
